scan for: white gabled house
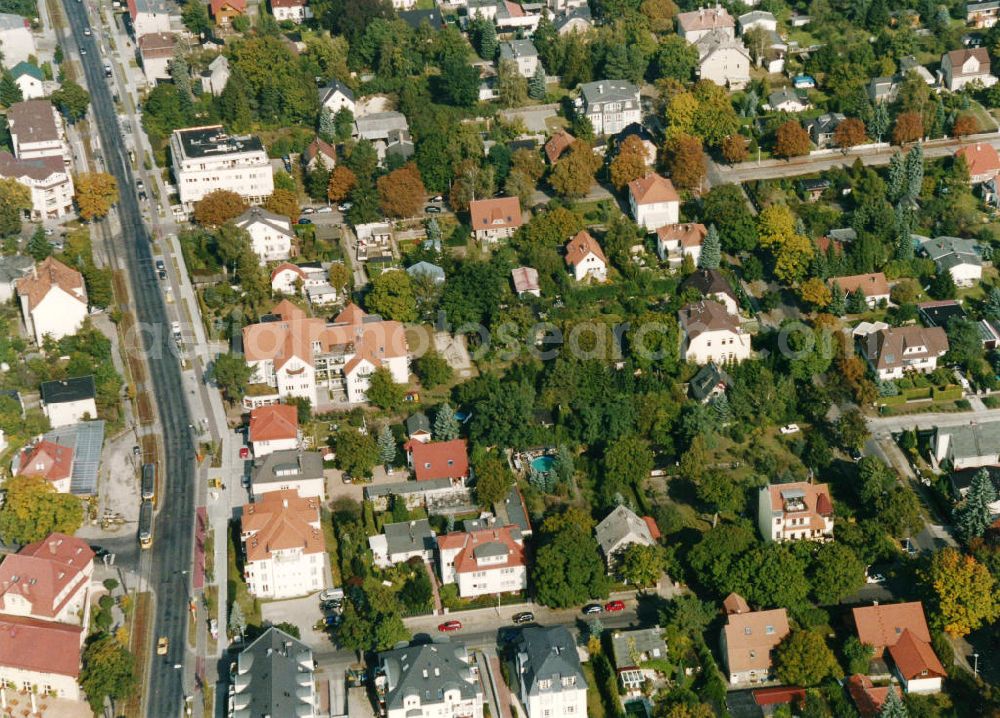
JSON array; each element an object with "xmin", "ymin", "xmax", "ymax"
[
  {"xmin": 234, "ymin": 207, "xmax": 295, "ymax": 263},
  {"xmin": 628, "ymin": 173, "xmax": 680, "ymax": 232},
  {"xmin": 564, "ymin": 230, "xmax": 608, "ymax": 282},
  {"xmin": 15, "ymin": 256, "xmax": 87, "ymax": 345}
]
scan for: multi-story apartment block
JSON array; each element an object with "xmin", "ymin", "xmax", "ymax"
[
  {"xmin": 375, "ymin": 641, "xmax": 484, "ymax": 718},
  {"xmin": 516, "ymin": 626, "xmax": 588, "ymax": 718},
  {"xmin": 170, "ymin": 125, "xmax": 273, "ymax": 209},
  {"xmin": 242, "ymin": 301, "xmax": 409, "ymax": 407},
  {"xmin": 240, "ymin": 490, "xmax": 328, "ymax": 600},
  {"xmin": 229, "ymin": 627, "xmax": 317, "ymax": 717},
  {"xmin": 577, "ymin": 80, "xmax": 641, "ymax": 136},
  {"xmin": 437, "ymin": 525, "xmax": 526, "ymax": 598},
  {"xmin": 757, "ymin": 482, "xmax": 834, "ymax": 543},
  {"xmin": 8, "ymin": 100, "xmax": 70, "ymax": 164},
  {"xmin": 0, "ymin": 533, "xmax": 94, "ymax": 626},
  {"xmin": 0, "ymin": 153, "xmax": 74, "ymax": 220}
]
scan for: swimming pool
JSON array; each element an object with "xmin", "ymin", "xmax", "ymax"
[{"xmin": 530, "ymin": 455, "xmax": 555, "ymax": 473}]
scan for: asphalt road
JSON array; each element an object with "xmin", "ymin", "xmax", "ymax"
[{"xmin": 59, "ymin": 2, "xmax": 197, "ymax": 715}]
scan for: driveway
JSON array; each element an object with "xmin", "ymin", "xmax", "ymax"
[{"xmin": 260, "ymin": 593, "xmax": 331, "ymax": 650}]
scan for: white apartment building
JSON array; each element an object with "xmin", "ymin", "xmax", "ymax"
[
  {"xmin": 499, "ymin": 39, "xmax": 539, "ymax": 78},
  {"xmin": 757, "ymin": 482, "xmax": 834, "ymax": 543},
  {"xmin": 170, "ymin": 125, "xmax": 273, "ymax": 210},
  {"xmin": 376, "ymin": 642, "xmax": 484, "ymax": 718},
  {"xmin": 628, "ymin": 173, "xmax": 680, "ymax": 231},
  {"xmin": 243, "ymin": 301, "xmax": 409, "ymax": 407},
  {"xmin": 8, "ymin": 100, "xmax": 70, "ymax": 164},
  {"xmin": 678, "ymin": 299, "xmax": 752, "ymax": 365},
  {"xmin": 250, "ymin": 449, "xmax": 325, "ymax": 501},
  {"xmin": 16, "ymin": 256, "xmax": 88, "ymax": 345},
  {"xmin": 577, "ymin": 80, "xmax": 641, "ymax": 136},
  {"xmin": 0, "ymin": 533, "xmax": 94, "ymax": 626},
  {"xmin": 0, "ymin": 617, "xmax": 83, "ymax": 699},
  {"xmin": 240, "ymin": 490, "xmax": 328, "ymax": 600},
  {"xmin": 126, "ymin": 0, "xmax": 173, "ymax": 37},
  {"xmin": 270, "ymin": 0, "xmax": 312, "ymax": 22},
  {"xmin": 516, "ymin": 626, "xmax": 588, "ymax": 718},
  {"xmin": 0, "ymin": 152, "xmax": 74, "ymax": 220},
  {"xmin": 0, "ymin": 14, "xmax": 35, "ymax": 69},
  {"xmin": 233, "ymin": 206, "xmax": 295, "ymax": 263},
  {"xmin": 437, "ymin": 525, "xmax": 526, "ymax": 599}
]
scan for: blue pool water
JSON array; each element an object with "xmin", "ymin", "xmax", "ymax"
[{"xmin": 531, "ymin": 456, "xmax": 555, "ymax": 473}]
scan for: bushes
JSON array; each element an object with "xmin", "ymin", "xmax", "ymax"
[{"xmin": 591, "ymin": 652, "xmax": 625, "ymax": 718}]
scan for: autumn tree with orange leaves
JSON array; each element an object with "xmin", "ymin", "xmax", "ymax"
[
  {"xmin": 609, "ymin": 135, "xmax": 649, "ymax": 191},
  {"xmin": 892, "ymin": 112, "xmax": 923, "ymax": 145},
  {"xmin": 834, "ymin": 118, "xmax": 866, "ymax": 149},
  {"xmin": 721, "ymin": 134, "xmax": 749, "ymax": 164},
  {"xmin": 193, "ymin": 189, "xmax": 244, "ymax": 227},
  {"xmin": 327, "ymin": 165, "xmax": 357, "ymax": 203},
  {"xmin": 74, "ymin": 172, "xmax": 119, "ymax": 221},
  {"xmin": 377, "ymin": 163, "xmax": 427, "ymax": 218},
  {"xmin": 774, "ymin": 121, "xmax": 810, "ymax": 158},
  {"xmin": 663, "ymin": 133, "xmax": 705, "ymax": 189},
  {"xmin": 952, "ymin": 113, "xmax": 980, "ymax": 138}
]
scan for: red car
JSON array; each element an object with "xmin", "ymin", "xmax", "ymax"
[
  {"xmin": 239, "ymin": 447, "xmax": 250, "ymax": 459},
  {"xmin": 438, "ymin": 620, "xmax": 462, "ymax": 632},
  {"xmin": 604, "ymin": 600, "xmax": 626, "ymax": 612}
]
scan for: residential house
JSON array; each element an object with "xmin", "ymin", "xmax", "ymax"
[
  {"xmin": 0, "ymin": 616, "xmax": 83, "ymax": 699},
  {"xmin": 949, "ymin": 466, "xmax": 1000, "ymax": 512},
  {"xmin": 544, "ymin": 129, "xmax": 575, "ymax": 164},
  {"xmin": 369, "ymin": 519, "xmax": 436, "ymax": 568},
  {"xmin": 405, "ymin": 412, "xmax": 432, "ymax": 443},
  {"xmin": 240, "ymin": 489, "xmax": 327, "ymax": 600},
  {"xmin": 499, "ymin": 39, "xmax": 539, "ymax": 78},
  {"xmin": 0, "ymin": 533, "xmax": 93, "ymax": 625},
  {"xmin": 13, "ymin": 440, "xmax": 74, "ymax": 493},
  {"xmin": 406, "ymin": 261, "xmax": 446, "ymax": 285},
  {"xmin": 595, "ymin": 505, "xmax": 660, "ymax": 568},
  {"xmin": 628, "ymin": 173, "xmax": 680, "ymax": 231},
  {"xmin": 125, "ymin": 0, "xmax": 172, "ymax": 37},
  {"xmin": 354, "ymin": 222, "xmax": 392, "ymax": 262},
  {"xmin": 956, "ymin": 143, "xmax": 1000, "ymax": 184},
  {"xmin": 384, "ymin": 128, "xmax": 415, "ymax": 163},
  {"xmin": 806, "ymin": 112, "xmax": 846, "ymax": 147},
  {"xmin": 800, "ymin": 177, "xmax": 830, "ymax": 201},
  {"xmin": 469, "ymin": 197, "xmax": 523, "ymax": 245},
  {"xmin": 900, "ymin": 56, "xmax": 937, "ymax": 86},
  {"xmin": 757, "ymin": 482, "xmax": 834, "ymax": 543},
  {"xmin": 248, "ymin": 404, "xmax": 298, "ymax": 458},
  {"xmin": 242, "ymin": 301, "xmax": 409, "ymax": 406},
  {"xmin": 611, "ymin": 626, "xmax": 668, "ymax": 694},
  {"xmin": 680, "ymin": 268, "xmax": 740, "ymax": 315},
  {"xmin": 860, "ymin": 325, "xmax": 949, "ymax": 380},
  {"xmin": 656, "ymin": 222, "xmax": 707, "ymax": 266},
  {"xmin": 302, "ymin": 137, "xmax": 336, "ymax": 172},
  {"xmin": 853, "ymin": 602, "xmax": 945, "ymax": 693},
  {"xmin": 229, "ymin": 627, "xmax": 317, "ymax": 717},
  {"xmin": 511, "ymin": 266, "xmax": 541, "ymax": 297},
  {"xmin": 364, "ymin": 477, "xmax": 472, "ymax": 512},
  {"xmin": 828, "ymin": 272, "xmax": 891, "ymax": 308},
  {"xmin": 516, "ymin": 626, "xmax": 588, "ymax": 718},
  {"xmin": 0, "ymin": 14, "xmax": 34, "ymax": 68},
  {"xmin": 696, "ymin": 31, "xmax": 751, "ymax": 89},
  {"xmin": 577, "ymin": 80, "xmax": 641, "ymax": 136},
  {"xmin": 318, "ymin": 80, "xmax": 355, "ymax": 116},
  {"xmin": 40, "ymin": 376, "xmax": 96, "ymax": 428},
  {"xmin": 353, "ymin": 112, "xmax": 411, "ymax": 162},
  {"xmin": 688, "ymin": 362, "xmax": 732, "ymax": 403},
  {"xmin": 720, "ymin": 597, "xmax": 790, "ymax": 685},
  {"xmin": 405, "ymin": 438, "xmax": 469, "ymax": 484},
  {"xmin": 0, "ymin": 254, "xmax": 32, "ymax": 303},
  {"xmin": 868, "ymin": 76, "xmax": 899, "ymax": 104},
  {"xmin": 9, "ymin": 100, "xmax": 70, "ymax": 164},
  {"xmin": 199, "ymin": 55, "xmax": 230, "ymax": 96},
  {"xmin": 9, "ymin": 62, "xmax": 43, "ymax": 100},
  {"xmin": 270, "ymin": 0, "xmax": 312, "ymax": 22},
  {"xmin": 269, "ymin": 261, "xmax": 336, "ymax": 300},
  {"xmin": 766, "ymin": 87, "xmax": 810, "ymax": 112},
  {"xmin": 917, "ymin": 299, "xmax": 968, "ymax": 328},
  {"xmin": 565, "ymin": 230, "xmax": 608, "ymax": 282},
  {"xmin": 210, "ymin": 0, "xmax": 246, "ymax": 25},
  {"xmin": 250, "ymin": 449, "xmax": 325, "ymax": 501},
  {"xmin": 967, "ymin": 0, "xmax": 1000, "ymax": 27},
  {"xmin": 398, "ymin": 8, "xmax": 445, "ymax": 29},
  {"xmin": 547, "ymin": 0, "xmax": 588, "ymax": 12},
  {"xmin": 375, "ymin": 642, "xmax": 484, "ymax": 718},
  {"xmin": 493, "ymin": 0, "xmax": 541, "ymax": 33},
  {"xmin": 170, "ymin": 125, "xmax": 273, "ymax": 209},
  {"xmin": 679, "ymin": 299, "xmax": 752, "ymax": 365},
  {"xmin": 677, "ymin": 6, "xmax": 735, "ymax": 42},
  {"xmin": 920, "ymin": 235, "xmax": 983, "ymax": 286},
  {"xmin": 234, "ymin": 207, "xmax": 295, "ymax": 263},
  {"xmin": 553, "ymin": 5, "xmax": 593, "ymax": 34},
  {"xmin": 738, "ymin": 9, "xmax": 776, "ymax": 32},
  {"xmin": 16, "ymin": 256, "xmax": 87, "ymax": 345},
  {"xmin": 614, "ymin": 122, "xmax": 658, "ymax": 165},
  {"xmin": 932, "ymin": 421, "xmax": 1000, "ymax": 470},
  {"xmin": 137, "ymin": 32, "xmax": 175, "ymax": 85},
  {"xmin": 941, "ymin": 48, "xmax": 997, "ymax": 91},
  {"xmin": 847, "ymin": 674, "xmax": 903, "ymax": 718},
  {"xmin": 437, "ymin": 525, "xmax": 526, "ymax": 598}
]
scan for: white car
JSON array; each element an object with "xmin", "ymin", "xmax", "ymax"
[
  {"xmin": 779, "ymin": 424, "xmax": 800, "ymax": 435},
  {"xmin": 209, "ymin": 618, "xmax": 219, "ymax": 640},
  {"xmin": 319, "ymin": 588, "xmax": 344, "ymax": 602},
  {"xmin": 866, "ymin": 572, "xmax": 885, "ymax": 584},
  {"xmin": 84, "ymin": 27, "xmax": 91, "ymax": 35},
  {"xmin": 301, "ymin": 207, "xmax": 315, "ymax": 214},
  {"xmin": 316, "ymin": 206, "xmax": 333, "ymax": 214}
]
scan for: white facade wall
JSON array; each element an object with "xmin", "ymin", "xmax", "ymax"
[
  {"xmin": 171, "ymin": 138, "xmax": 273, "ymax": 208},
  {"xmin": 385, "ymin": 691, "xmax": 484, "ymax": 718},
  {"xmin": 630, "ymin": 196, "xmax": 679, "ymax": 232},
  {"xmin": 875, "ymin": 355, "xmax": 940, "ymax": 381},
  {"xmin": 571, "ymin": 254, "xmax": 606, "ymax": 282},
  {"xmin": 21, "ymin": 286, "xmax": 87, "ymax": 345},
  {"xmin": 251, "ymin": 436, "xmax": 298, "ymax": 458},
  {"xmin": 14, "ymin": 74, "xmax": 43, "ymax": 100},
  {"xmin": 0, "ymin": 572, "xmax": 91, "ymax": 625},
  {"xmin": 455, "ymin": 564, "xmax": 526, "ymax": 598},
  {"xmin": 947, "ymin": 263, "xmax": 982, "ymax": 287},
  {"xmin": 523, "ymin": 684, "xmax": 587, "ymax": 718},
  {"xmin": 132, "ymin": 11, "xmax": 171, "ymax": 38},
  {"xmin": 586, "ymin": 104, "xmax": 641, "ymax": 136},
  {"xmin": 43, "ymin": 398, "xmax": 97, "ymax": 428},
  {"xmin": 272, "ymin": 3, "xmax": 313, "ymax": 21},
  {"xmin": 245, "ymin": 221, "xmax": 293, "ymax": 263},
  {"xmin": 699, "ymin": 47, "xmax": 751, "ymax": 89},
  {"xmin": 141, "ymin": 54, "xmax": 171, "ymax": 85},
  {"xmin": 245, "ymin": 547, "xmax": 325, "ymax": 599},
  {"xmin": 252, "ymin": 476, "xmax": 325, "ymax": 501},
  {"xmin": 21, "ymin": 170, "xmax": 74, "ymax": 220},
  {"xmin": 903, "ymin": 675, "xmax": 943, "ymax": 694},
  {"xmin": 683, "ymin": 328, "xmax": 751, "ymax": 365},
  {"xmin": 0, "ymin": 664, "xmax": 79, "ymax": 700}
]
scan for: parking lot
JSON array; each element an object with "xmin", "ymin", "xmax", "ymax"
[
  {"xmin": 260, "ymin": 592, "xmax": 332, "ymax": 650},
  {"xmin": 78, "ymin": 428, "xmax": 142, "ymax": 540}
]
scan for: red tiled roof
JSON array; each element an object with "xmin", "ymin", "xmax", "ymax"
[
  {"xmin": 677, "ymin": 6, "xmax": 734, "ymax": 32},
  {"xmin": 828, "ymin": 272, "xmax": 890, "ymax": 298},
  {"xmin": 15, "ymin": 256, "xmax": 86, "ymax": 312},
  {"xmin": 642, "ymin": 516, "xmax": 661, "ymax": 541},
  {"xmin": 753, "ymin": 686, "xmax": 806, "ymax": 707},
  {"xmin": 211, "ymin": 0, "xmax": 245, "ymax": 15},
  {"xmin": 656, "ymin": 222, "xmax": 707, "ymax": 249},
  {"xmin": 437, "ymin": 525, "xmax": 525, "ymax": 574},
  {"xmin": 956, "ymin": 143, "xmax": 1000, "ymax": 178},
  {"xmin": 722, "ymin": 608, "xmax": 790, "ymax": 674},
  {"xmin": 565, "ymin": 230, "xmax": 607, "ymax": 268},
  {"xmin": 628, "ymin": 173, "xmax": 679, "ymax": 205},
  {"xmin": 405, "ymin": 439, "xmax": 469, "ymax": 482},
  {"xmin": 16, "ymin": 440, "xmax": 73, "ymax": 483},
  {"xmin": 272, "ymin": 0, "xmax": 305, "ymax": 7},
  {"xmin": 0, "ymin": 614, "xmax": 82, "ymax": 677},
  {"xmin": 469, "ymin": 197, "xmax": 523, "ymax": 232},
  {"xmin": 0, "ymin": 533, "xmax": 93, "ymax": 619},
  {"xmin": 304, "ymin": 137, "xmax": 336, "ymax": 162},
  {"xmin": 853, "ymin": 601, "xmax": 934, "ymax": 653},
  {"xmin": 846, "ymin": 674, "xmax": 901, "ymax": 718},
  {"xmin": 723, "ymin": 592, "xmax": 750, "ymax": 615},
  {"xmin": 889, "ymin": 628, "xmax": 946, "ymax": 681},
  {"xmin": 544, "ymin": 130, "xmax": 575, "ymax": 164},
  {"xmin": 270, "ymin": 262, "xmax": 306, "ymax": 282},
  {"xmin": 816, "ymin": 236, "xmax": 843, "ymax": 255},
  {"xmin": 241, "ymin": 490, "xmax": 324, "ymax": 563},
  {"xmin": 249, "ymin": 404, "xmax": 298, "ymax": 443}
]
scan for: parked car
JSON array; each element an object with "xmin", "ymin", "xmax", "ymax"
[
  {"xmin": 779, "ymin": 424, "xmax": 800, "ymax": 435},
  {"xmin": 324, "ymin": 614, "xmax": 342, "ymax": 627},
  {"xmin": 83, "ymin": 27, "xmax": 91, "ymax": 35},
  {"xmin": 431, "ymin": 195, "xmax": 443, "ymax": 202},
  {"xmin": 209, "ymin": 619, "xmax": 219, "ymax": 639},
  {"xmin": 866, "ymin": 572, "xmax": 885, "ymax": 584},
  {"xmin": 319, "ymin": 588, "xmax": 344, "ymax": 602},
  {"xmin": 512, "ymin": 612, "xmax": 534, "ymax": 625},
  {"xmin": 321, "ymin": 600, "xmax": 342, "ymax": 611},
  {"xmin": 298, "ymin": 218, "xmax": 313, "ymax": 225},
  {"xmin": 316, "ymin": 206, "xmax": 334, "ymax": 214},
  {"xmin": 302, "ymin": 207, "xmax": 315, "ymax": 214},
  {"xmin": 239, "ymin": 447, "xmax": 250, "ymax": 459},
  {"xmin": 438, "ymin": 620, "xmax": 462, "ymax": 632},
  {"xmin": 604, "ymin": 600, "xmax": 625, "ymax": 612},
  {"xmin": 89, "ymin": 545, "xmax": 109, "ymax": 558},
  {"xmin": 337, "ymin": 202, "xmax": 352, "ymax": 211},
  {"xmin": 133, "ymin": 445, "xmax": 141, "ymax": 456},
  {"xmin": 424, "ymin": 206, "xmax": 442, "ymax": 213},
  {"xmin": 582, "ymin": 603, "xmax": 603, "ymax": 615}
]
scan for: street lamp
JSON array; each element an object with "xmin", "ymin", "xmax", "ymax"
[{"xmin": 974, "ymin": 653, "xmax": 980, "ymax": 677}]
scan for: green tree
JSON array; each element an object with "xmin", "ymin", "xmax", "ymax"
[
  {"xmin": 437, "ymin": 52, "xmax": 480, "ymax": 107},
  {"xmin": 655, "ymin": 34, "xmax": 698, "ymax": 82},
  {"xmin": 869, "ymin": 99, "xmax": 890, "ymax": 142},
  {"xmin": 732, "ymin": 543, "xmax": 810, "ymax": 610},
  {"xmin": 498, "ymin": 59, "xmax": 527, "ymax": 108},
  {"xmin": 698, "ymin": 224, "xmax": 720, "ymax": 270},
  {"xmin": 528, "ymin": 62, "xmax": 546, "ymax": 100},
  {"xmin": 553, "ymin": 444, "xmax": 574, "ymax": 485},
  {"xmin": 365, "ymin": 269, "xmax": 417, "ymax": 322},
  {"xmin": 228, "ymin": 601, "xmax": 247, "ymax": 641},
  {"xmin": 847, "ymin": 288, "xmax": 868, "ymax": 314},
  {"xmin": 877, "ymin": 687, "xmax": 908, "ymax": 718},
  {"xmin": 366, "ymin": 366, "xmax": 404, "ymax": 410},
  {"xmin": 435, "ymin": 402, "xmax": 460, "ymax": 441},
  {"xmin": 905, "ymin": 143, "xmax": 924, "ymax": 200},
  {"xmin": 0, "ymin": 72, "xmax": 21, "ymax": 106},
  {"xmin": 473, "ymin": 454, "xmax": 513, "ymax": 508},
  {"xmin": 702, "ymin": 184, "xmax": 757, "ymax": 253},
  {"xmin": 954, "ymin": 468, "xmax": 997, "ymax": 544},
  {"xmin": 843, "ymin": 635, "xmax": 875, "ymax": 675},
  {"xmin": 811, "ymin": 542, "xmax": 866, "ymax": 605},
  {"xmin": 377, "ymin": 424, "xmax": 396, "ymax": 468},
  {"xmin": 602, "ymin": 435, "xmax": 653, "ymax": 505},
  {"xmin": 212, "ymin": 353, "xmax": 252, "ymax": 404},
  {"xmin": 334, "ymin": 427, "xmax": 380, "ymax": 478},
  {"xmin": 415, "ymin": 350, "xmax": 453, "ymax": 389},
  {"xmin": 618, "ymin": 542, "xmax": 664, "ymax": 588},
  {"xmin": 474, "ymin": 15, "xmax": 498, "ymax": 59},
  {"xmin": 27, "ymin": 224, "xmax": 51, "ymax": 261},
  {"xmin": 774, "ymin": 631, "xmax": 842, "ymax": 686},
  {"xmin": 182, "ymin": 1, "xmax": 212, "ymax": 36},
  {"xmin": 687, "ymin": 522, "xmax": 756, "ymax": 594},
  {"xmin": 925, "ymin": 548, "xmax": 1000, "ymax": 637},
  {"xmin": 533, "ymin": 508, "xmax": 609, "ymax": 607},
  {"xmin": 80, "ymin": 636, "xmax": 136, "ymax": 713},
  {"xmin": 837, "ymin": 408, "xmax": 870, "ymax": 451},
  {"xmin": 828, "ymin": 282, "xmax": 846, "ymax": 315},
  {"xmin": 0, "ymin": 475, "xmax": 82, "ymax": 545},
  {"xmin": 0, "ymin": 177, "xmax": 31, "ymax": 236},
  {"xmin": 51, "ymin": 79, "xmax": 90, "ymax": 122},
  {"xmin": 334, "ymin": 108, "xmax": 355, "ymax": 143}
]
